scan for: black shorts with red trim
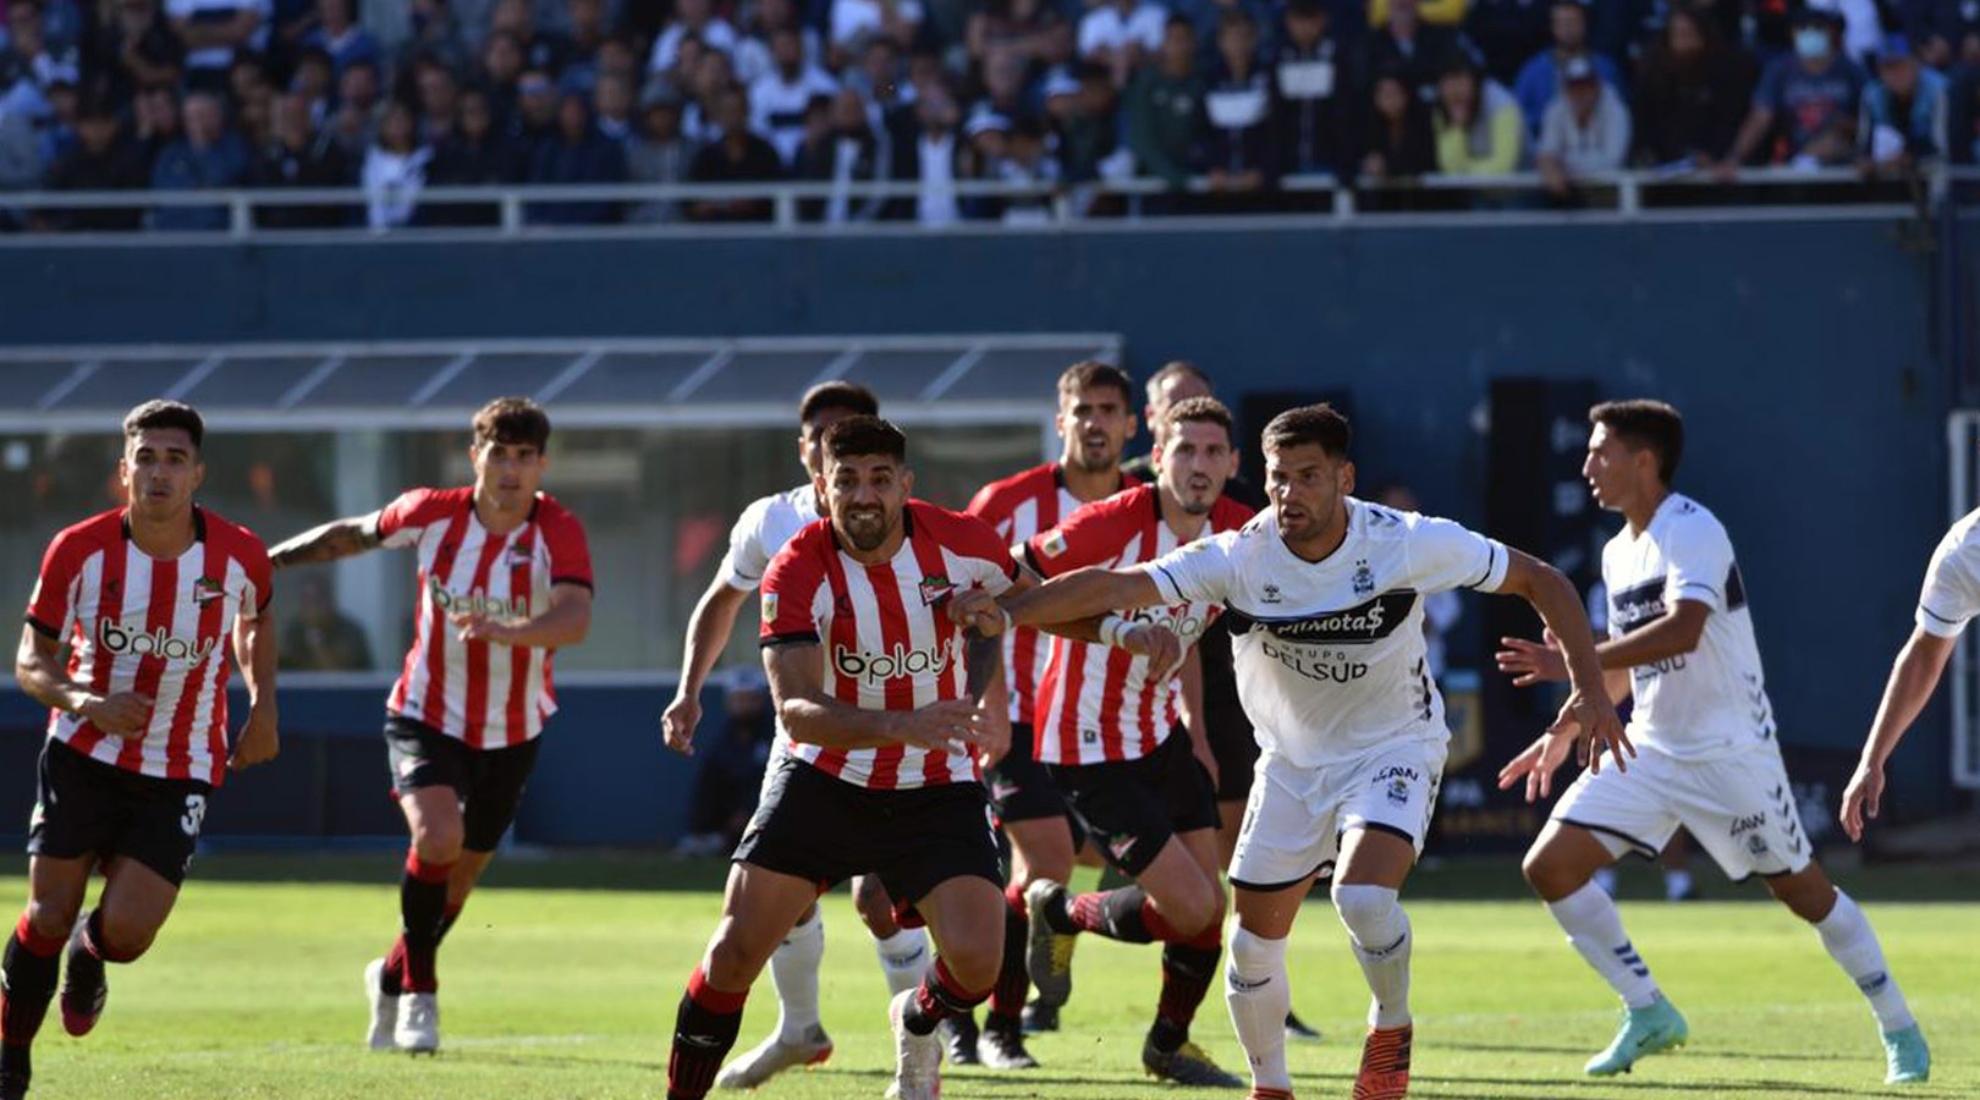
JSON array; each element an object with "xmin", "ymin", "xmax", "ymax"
[
  {"xmin": 384, "ymin": 715, "xmax": 542, "ymax": 852},
  {"xmin": 28, "ymin": 738, "xmax": 211, "ymax": 888},
  {"xmin": 1046, "ymin": 729, "xmax": 1219, "ymax": 878},
  {"xmin": 735, "ymin": 756, "xmax": 1003, "ymax": 909}
]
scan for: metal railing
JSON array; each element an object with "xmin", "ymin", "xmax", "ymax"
[{"xmin": 0, "ymin": 164, "xmax": 1954, "ymax": 239}]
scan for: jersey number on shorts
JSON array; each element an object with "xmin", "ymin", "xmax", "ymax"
[{"xmin": 181, "ymin": 794, "xmax": 208, "ymax": 838}]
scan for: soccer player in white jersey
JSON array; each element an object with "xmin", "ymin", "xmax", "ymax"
[
  {"xmin": 3, "ymin": 401, "xmax": 280, "ymax": 1100},
  {"xmin": 661, "ymin": 382, "xmax": 941, "ymax": 1088},
  {"xmin": 1497, "ymin": 400, "xmax": 1929, "ymax": 1085},
  {"xmin": 1841, "ymin": 499, "xmax": 1980, "ymax": 843},
  {"xmin": 954, "ymin": 404, "xmax": 1628, "ymax": 1100},
  {"xmin": 269, "ymin": 397, "xmax": 594, "ymax": 1056}
]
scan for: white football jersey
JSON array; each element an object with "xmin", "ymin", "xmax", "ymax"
[
  {"xmin": 718, "ymin": 484, "xmax": 821, "ymax": 593},
  {"xmin": 1601, "ymin": 493, "xmax": 1774, "ymax": 761},
  {"xmin": 1140, "ymin": 498, "xmax": 1509, "ymax": 769},
  {"xmin": 1914, "ymin": 505, "xmax": 1980, "ymax": 638}
]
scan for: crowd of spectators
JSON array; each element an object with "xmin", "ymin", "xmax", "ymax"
[{"xmin": 1, "ymin": 0, "xmax": 1972, "ymax": 227}]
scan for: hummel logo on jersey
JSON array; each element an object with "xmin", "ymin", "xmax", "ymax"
[
  {"xmin": 193, "ymin": 576, "xmax": 226, "ymax": 605},
  {"xmin": 832, "ymin": 639, "xmax": 956, "ymax": 683},
  {"xmin": 98, "ymin": 619, "xmax": 218, "ymax": 664},
  {"xmin": 1261, "ymin": 583, "xmax": 1282, "ymax": 604},
  {"xmin": 918, "ymin": 574, "xmax": 954, "ymax": 606}
]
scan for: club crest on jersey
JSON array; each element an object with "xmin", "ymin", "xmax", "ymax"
[
  {"xmin": 1352, "ymin": 560, "xmax": 1375, "ymax": 598},
  {"xmin": 918, "ymin": 574, "xmax": 955, "ymax": 606},
  {"xmin": 97, "ymin": 619, "xmax": 218, "ymax": 664},
  {"xmin": 1745, "ymin": 832, "xmax": 1769, "ymax": 857},
  {"xmin": 506, "ymin": 543, "xmax": 535, "ymax": 568},
  {"xmin": 192, "ymin": 576, "xmax": 226, "ymax": 605},
  {"xmin": 1040, "ymin": 530, "xmax": 1068, "ymax": 559}
]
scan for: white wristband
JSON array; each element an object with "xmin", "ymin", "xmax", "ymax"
[{"xmin": 1097, "ymin": 614, "xmax": 1134, "ymax": 648}]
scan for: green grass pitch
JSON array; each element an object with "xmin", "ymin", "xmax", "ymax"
[{"xmin": 5, "ymin": 854, "xmax": 1975, "ymax": 1099}]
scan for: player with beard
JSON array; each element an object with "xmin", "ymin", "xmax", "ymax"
[
  {"xmin": 662, "ymin": 382, "xmax": 944, "ymax": 1089},
  {"xmin": 962, "ymin": 361, "xmax": 1139, "ymax": 1056}
]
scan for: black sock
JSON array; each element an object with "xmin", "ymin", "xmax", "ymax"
[
  {"xmin": 904, "ymin": 959, "xmax": 988, "ymax": 1036},
  {"xmin": 400, "ymin": 853, "xmax": 452, "ymax": 993},
  {"xmin": 1, "ymin": 917, "xmax": 61, "ymax": 1065},
  {"xmin": 667, "ymin": 967, "xmax": 747, "ymax": 1100},
  {"xmin": 986, "ymin": 902, "xmax": 1028, "ymax": 1025},
  {"xmin": 1151, "ymin": 943, "xmax": 1220, "ymax": 1051},
  {"xmin": 1065, "ymin": 886, "xmax": 1155, "ymax": 943}
]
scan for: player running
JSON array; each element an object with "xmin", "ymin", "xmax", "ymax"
[
  {"xmin": 1497, "ymin": 399, "xmax": 1929, "ymax": 1085},
  {"xmin": 3, "ymin": 400, "xmax": 280, "ymax": 1100},
  {"xmin": 268, "ymin": 397, "xmax": 593, "ymax": 1056},
  {"xmin": 1020, "ymin": 396, "xmax": 1253, "ymax": 1088},
  {"xmin": 661, "ymin": 382, "xmax": 941, "ymax": 1088},
  {"xmin": 664, "ymin": 416, "xmax": 1065, "ymax": 1100},
  {"xmin": 955, "ymin": 404, "xmax": 1628, "ymax": 1100},
  {"xmin": 963, "ymin": 360, "xmax": 1138, "ymax": 1053}
]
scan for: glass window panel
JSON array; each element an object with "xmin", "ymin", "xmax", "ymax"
[
  {"xmin": 0, "ymin": 362, "xmax": 76, "ymax": 408},
  {"xmin": 56, "ymin": 360, "xmax": 201, "ymax": 409},
  {"xmin": 183, "ymin": 358, "xmax": 327, "ymax": 407}
]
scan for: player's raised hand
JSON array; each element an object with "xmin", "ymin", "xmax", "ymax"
[
  {"xmin": 1496, "ymin": 629, "xmax": 1568, "ymax": 686},
  {"xmin": 1497, "ymin": 729, "xmax": 1578, "ymax": 803},
  {"xmin": 946, "ymin": 590, "xmax": 1007, "ymax": 636},
  {"xmin": 228, "ymin": 700, "xmax": 280, "ymax": 771},
  {"xmin": 1121, "ymin": 624, "xmax": 1183, "ymax": 679},
  {"xmin": 1559, "ymin": 686, "xmax": 1632, "ymax": 775},
  {"xmin": 661, "ymin": 693, "xmax": 701, "ymax": 757},
  {"xmin": 896, "ymin": 698, "xmax": 991, "ymax": 756},
  {"xmin": 82, "ymin": 692, "xmax": 154, "ymax": 738},
  {"xmin": 1839, "ymin": 759, "xmax": 1885, "ymax": 842}
]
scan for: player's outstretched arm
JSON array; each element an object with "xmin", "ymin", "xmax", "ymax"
[
  {"xmin": 1493, "ymin": 548, "xmax": 1632, "ymax": 774},
  {"xmin": 952, "ymin": 565, "xmax": 1166, "ymax": 636},
  {"xmin": 451, "ymin": 582, "xmax": 592, "ymax": 649},
  {"xmin": 228, "ymin": 603, "xmax": 280, "ymax": 771},
  {"xmin": 764, "ymin": 640, "xmax": 993, "ymax": 755},
  {"xmin": 13, "ymin": 625, "xmax": 151, "ymax": 737},
  {"xmin": 1842, "ymin": 626, "xmax": 1957, "ymax": 842},
  {"xmin": 1496, "ymin": 602, "xmax": 1707, "ymax": 686},
  {"xmin": 662, "ymin": 575, "xmax": 754, "ymax": 756},
  {"xmin": 268, "ymin": 513, "xmax": 383, "ymax": 570}
]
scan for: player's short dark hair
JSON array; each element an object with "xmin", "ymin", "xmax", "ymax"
[
  {"xmin": 1261, "ymin": 403, "xmax": 1351, "ymax": 461},
  {"xmin": 1590, "ymin": 399, "xmax": 1683, "ymax": 485},
  {"xmin": 1057, "ymin": 360, "xmax": 1134, "ymax": 407},
  {"xmin": 1164, "ymin": 395, "xmax": 1233, "ymax": 443},
  {"xmin": 472, "ymin": 396, "xmax": 552, "ymax": 451},
  {"xmin": 822, "ymin": 415, "xmax": 907, "ymax": 465},
  {"xmin": 123, "ymin": 399, "xmax": 204, "ymax": 452},
  {"xmin": 1146, "ymin": 360, "xmax": 1211, "ymax": 404},
  {"xmin": 799, "ymin": 381, "xmax": 880, "ymax": 425}
]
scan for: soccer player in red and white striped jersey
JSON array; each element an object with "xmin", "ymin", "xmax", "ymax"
[
  {"xmin": 666, "ymin": 416, "xmax": 1163, "ymax": 1100},
  {"xmin": 269, "ymin": 397, "xmax": 592, "ymax": 1057},
  {"xmin": 4, "ymin": 401, "xmax": 280, "ymax": 1100},
  {"xmin": 963, "ymin": 360, "xmax": 1138, "ymax": 1048},
  {"xmin": 1016, "ymin": 396, "xmax": 1250, "ymax": 1088}
]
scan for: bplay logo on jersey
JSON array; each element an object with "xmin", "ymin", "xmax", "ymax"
[
  {"xmin": 428, "ymin": 576, "xmax": 529, "ymax": 619},
  {"xmin": 97, "ymin": 619, "xmax": 218, "ymax": 664},
  {"xmin": 832, "ymin": 638, "xmax": 957, "ymax": 684}
]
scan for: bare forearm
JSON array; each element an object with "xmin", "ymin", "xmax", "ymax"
[
  {"xmin": 493, "ymin": 597, "xmax": 591, "ymax": 649},
  {"xmin": 1861, "ymin": 631, "xmax": 1956, "ymax": 768},
  {"xmin": 269, "ymin": 516, "xmax": 379, "ymax": 569},
  {"xmin": 234, "ymin": 614, "xmax": 278, "ymax": 709},
  {"xmin": 15, "ymin": 650, "xmax": 91, "ymax": 714},
  {"xmin": 779, "ymin": 694, "xmax": 904, "ymax": 750},
  {"xmin": 1005, "ymin": 568, "xmax": 1163, "ymax": 628},
  {"xmin": 1522, "ymin": 567, "xmax": 1607, "ymax": 694},
  {"xmin": 1595, "ymin": 614, "xmax": 1698, "ymax": 671},
  {"xmin": 676, "ymin": 582, "xmax": 749, "ymax": 700}
]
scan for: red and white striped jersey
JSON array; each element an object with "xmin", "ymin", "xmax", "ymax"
[
  {"xmin": 967, "ymin": 464, "xmax": 1140, "ymax": 726},
  {"xmin": 760, "ymin": 501, "xmax": 1018, "ymax": 790},
  {"xmin": 1029, "ymin": 486, "xmax": 1254, "ymax": 766},
  {"xmin": 25, "ymin": 507, "xmax": 271, "ymax": 787},
  {"xmin": 376, "ymin": 487, "xmax": 593, "ymax": 750}
]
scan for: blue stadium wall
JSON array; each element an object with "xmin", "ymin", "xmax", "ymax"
[{"xmin": 0, "ymin": 214, "xmax": 1959, "ymax": 844}]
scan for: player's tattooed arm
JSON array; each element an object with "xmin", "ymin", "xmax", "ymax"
[
  {"xmin": 764, "ymin": 639, "xmax": 995, "ymax": 756},
  {"xmin": 267, "ymin": 512, "xmax": 383, "ymax": 570},
  {"xmin": 14, "ymin": 625, "xmax": 151, "ymax": 736}
]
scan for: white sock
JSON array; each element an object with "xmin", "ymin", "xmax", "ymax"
[
  {"xmin": 1592, "ymin": 866, "xmax": 1619, "ymax": 897},
  {"xmin": 1663, "ymin": 869, "xmax": 1693, "ymax": 901},
  {"xmin": 1814, "ymin": 890, "xmax": 1915, "ymax": 1033},
  {"xmin": 1333, "ymin": 884, "xmax": 1412, "ymax": 1029},
  {"xmin": 1225, "ymin": 927, "xmax": 1292, "ymax": 1091},
  {"xmin": 769, "ymin": 911, "xmax": 826, "ymax": 1040},
  {"xmin": 873, "ymin": 927, "xmax": 930, "ymax": 996},
  {"xmin": 1546, "ymin": 882, "xmax": 1660, "ymax": 1009}
]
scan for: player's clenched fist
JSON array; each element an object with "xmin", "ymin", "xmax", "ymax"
[
  {"xmin": 81, "ymin": 692, "xmax": 154, "ymax": 738},
  {"xmin": 945, "ymin": 589, "xmax": 1006, "ymax": 636}
]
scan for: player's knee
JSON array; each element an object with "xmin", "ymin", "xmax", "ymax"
[
  {"xmin": 852, "ymin": 878, "xmax": 899, "ymax": 938},
  {"xmin": 24, "ymin": 898, "xmax": 79, "ymax": 942},
  {"xmin": 703, "ymin": 929, "xmax": 771, "ymax": 989},
  {"xmin": 96, "ymin": 910, "xmax": 159, "ymax": 961},
  {"xmin": 1520, "ymin": 847, "xmax": 1570, "ymax": 899},
  {"xmin": 411, "ymin": 821, "xmax": 465, "ymax": 864},
  {"xmin": 1226, "ymin": 926, "xmax": 1285, "ymax": 979},
  {"xmin": 937, "ymin": 941, "xmax": 1000, "ymax": 993},
  {"xmin": 1165, "ymin": 882, "xmax": 1224, "ymax": 940},
  {"xmin": 1331, "ymin": 883, "xmax": 1401, "ymax": 944}
]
